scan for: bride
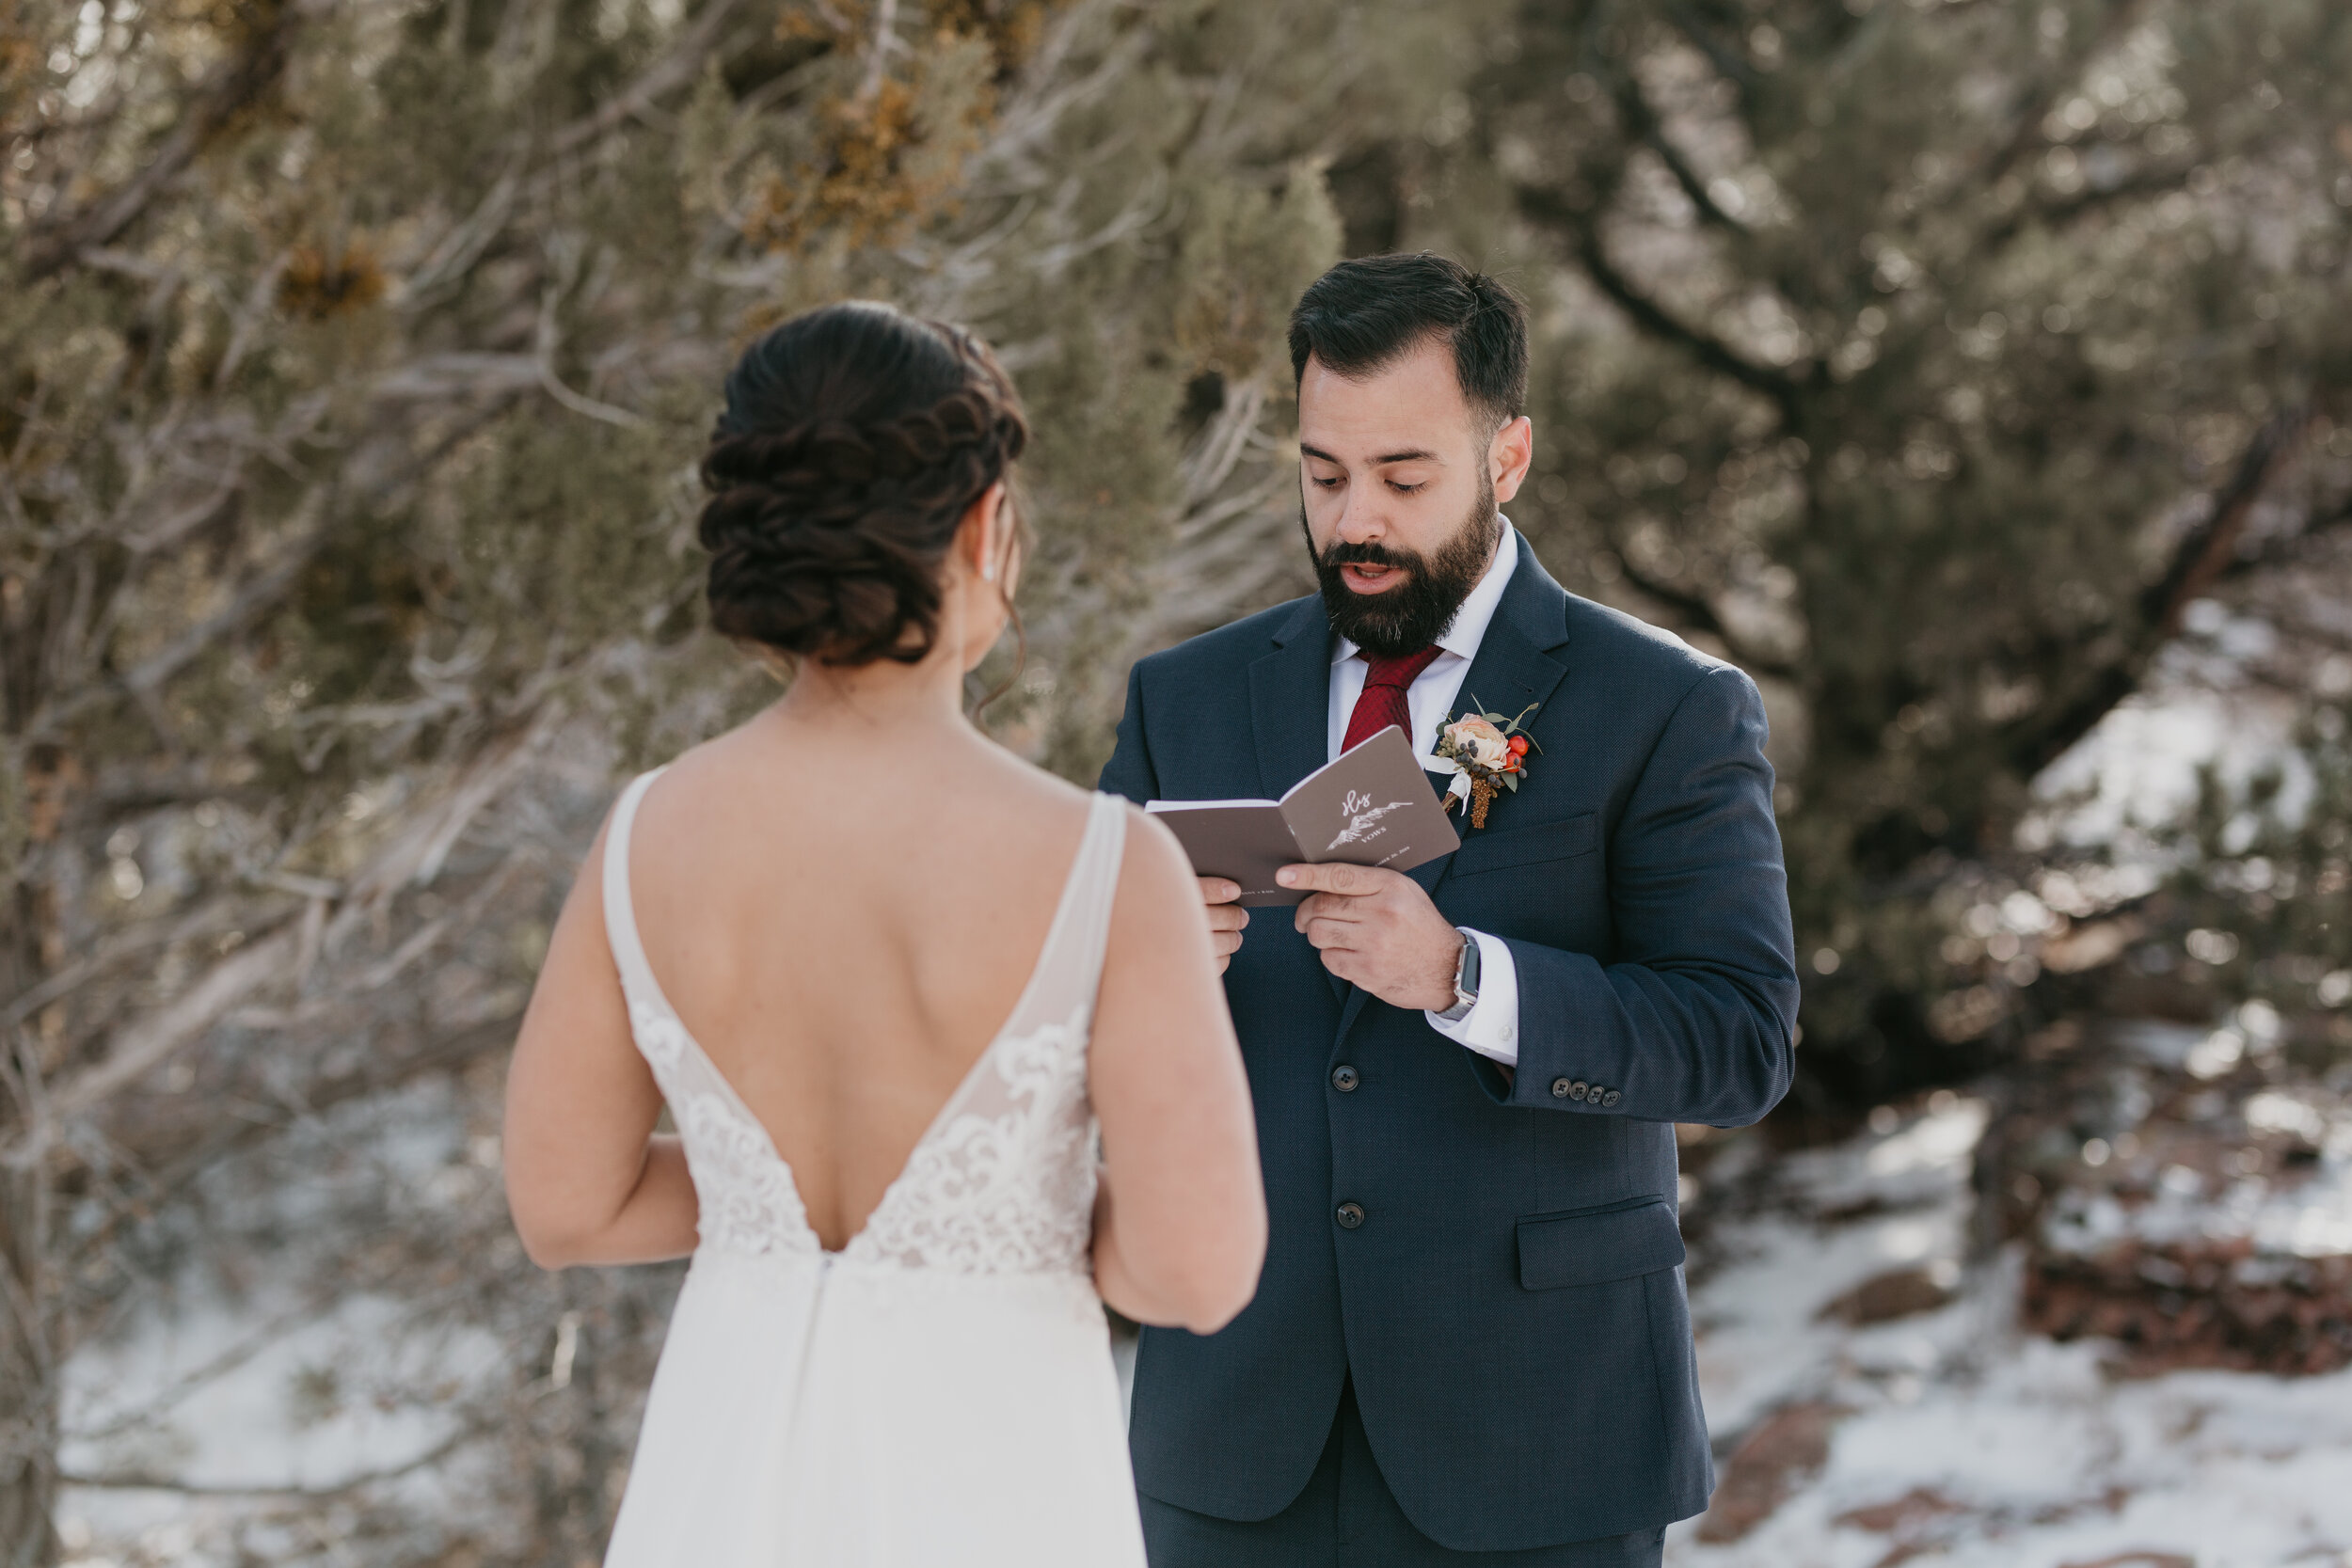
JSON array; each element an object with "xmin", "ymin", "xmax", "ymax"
[{"xmin": 501, "ymin": 301, "xmax": 1266, "ymax": 1565}]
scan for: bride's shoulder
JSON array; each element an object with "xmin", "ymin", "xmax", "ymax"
[
  {"xmin": 991, "ymin": 752, "xmax": 1162, "ymax": 835},
  {"xmin": 968, "ymin": 751, "xmax": 1181, "ymax": 874}
]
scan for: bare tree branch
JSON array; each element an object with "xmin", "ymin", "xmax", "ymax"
[
  {"xmin": 20, "ymin": 487, "xmax": 332, "ymax": 747},
  {"xmin": 3, "ymin": 923, "xmax": 301, "ymax": 1171},
  {"xmin": 857, "ymin": 0, "xmax": 902, "ymax": 104},
  {"xmin": 59, "ymin": 1416, "xmax": 495, "ymax": 1499},
  {"xmin": 548, "ymin": 0, "xmax": 755, "ymax": 155}
]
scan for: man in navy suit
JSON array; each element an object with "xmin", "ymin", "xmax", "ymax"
[{"xmin": 1099, "ymin": 253, "xmax": 1800, "ymax": 1565}]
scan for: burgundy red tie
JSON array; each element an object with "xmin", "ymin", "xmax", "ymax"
[{"xmin": 1342, "ymin": 646, "xmax": 1443, "ymax": 752}]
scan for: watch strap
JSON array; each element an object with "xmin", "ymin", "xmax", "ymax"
[{"xmin": 1434, "ymin": 927, "xmax": 1480, "ymax": 1023}]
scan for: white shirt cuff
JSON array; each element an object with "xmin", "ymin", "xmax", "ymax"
[{"xmin": 1423, "ymin": 928, "xmax": 1520, "ymax": 1066}]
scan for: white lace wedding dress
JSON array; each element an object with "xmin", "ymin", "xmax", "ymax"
[{"xmin": 597, "ymin": 771, "xmax": 1145, "ymax": 1566}]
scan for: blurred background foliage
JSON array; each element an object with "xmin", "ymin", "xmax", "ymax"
[{"xmin": 1, "ymin": 0, "xmax": 2348, "ymax": 1560}]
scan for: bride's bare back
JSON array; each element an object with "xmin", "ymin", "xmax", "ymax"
[
  {"xmin": 509, "ymin": 688, "xmax": 1264, "ymax": 1331},
  {"xmin": 627, "ymin": 711, "xmax": 1099, "ymax": 1252}
]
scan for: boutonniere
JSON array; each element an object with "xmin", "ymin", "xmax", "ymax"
[{"xmin": 1434, "ymin": 696, "xmax": 1540, "ymax": 830}]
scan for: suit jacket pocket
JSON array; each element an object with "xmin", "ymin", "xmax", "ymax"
[
  {"xmin": 1450, "ymin": 811, "xmax": 1598, "ymax": 879},
  {"xmin": 1516, "ymin": 1196, "xmax": 1686, "ymax": 1291}
]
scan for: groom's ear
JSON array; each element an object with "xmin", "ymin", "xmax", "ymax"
[{"xmin": 1488, "ymin": 416, "xmax": 1534, "ymax": 504}]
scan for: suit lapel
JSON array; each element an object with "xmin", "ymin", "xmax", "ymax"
[
  {"xmin": 1247, "ymin": 598, "xmax": 1333, "ymax": 802},
  {"xmin": 1248, "ymin": 599, "xmax": 1350, "ymax": 1004},
  {"xmin": 1330, "ymin": 540, "xmax": 1576, "ymax": 1048}
]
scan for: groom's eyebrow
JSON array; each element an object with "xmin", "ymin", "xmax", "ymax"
[{"xmin": 1297, "ymin": 442, "xmax": 1444, "ymax": 466}]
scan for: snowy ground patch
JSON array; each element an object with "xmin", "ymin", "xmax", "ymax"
[{"xmin": 1669, "ymin": 1093, "xmax": 2352, "ymax": 1567}]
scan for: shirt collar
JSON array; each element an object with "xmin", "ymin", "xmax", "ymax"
[{"xmin": 1330, "ymin": 519, "xmax": 1520, "ymax": 667}]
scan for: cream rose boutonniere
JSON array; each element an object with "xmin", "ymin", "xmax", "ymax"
[{"xmin": 1433, "ymin": 696, "xmax": 1539, "ymax": 830}]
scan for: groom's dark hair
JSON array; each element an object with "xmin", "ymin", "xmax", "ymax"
[{"xmin": 1287, "ymin": 253, "xmax": 1528, "ymax": 433}]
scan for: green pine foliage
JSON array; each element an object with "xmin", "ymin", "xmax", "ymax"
[{"xmin": 1378, "ymin": 0, "xmax": 2352, "ymax": 1113}]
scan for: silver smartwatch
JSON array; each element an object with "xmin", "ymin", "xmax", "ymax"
[{"xmin": 1434, "ymin": 927, "xmax": 1481, "ymax": 1023}]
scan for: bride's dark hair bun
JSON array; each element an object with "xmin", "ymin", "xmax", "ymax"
[{"xmin": 697, "ymin": 302, "xmax": 1029, "ymax": 667}]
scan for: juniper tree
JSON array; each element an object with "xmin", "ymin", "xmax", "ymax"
[
  {"xmin": 1366, "ymin": 0, "xmax": 2352, "ymax": 1117},
  {"xmin": 0, "ymin": 0, "xmax": 1492, "ymax": 1557}
]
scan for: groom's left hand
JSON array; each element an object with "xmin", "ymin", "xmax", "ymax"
[{"xmin": 1279, "ymin": 863, "xmax": 1462, "ymax": 1012}]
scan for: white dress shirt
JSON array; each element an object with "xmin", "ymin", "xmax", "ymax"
[{"xmin": 1326, "ymin": 523, "xmax": 1523, "ymax": 1066}]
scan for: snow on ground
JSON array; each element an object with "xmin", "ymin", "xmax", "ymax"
[
  {"xmin": 52, "ymin": 1076, "xmax": 515, "ymax": 1567},
  {"xmin": 1668, "ymin": 1094, "xmax": 2352, "ymax": 1568},
  {"xmin": 61, "ymin": 1286, "xmax": 501, "ymax": 1488},
  {"xmin": 54, "ymin": 1286, "xmax": 504, "ymax": 1567},
  {"xmin": 57, "ymin": 1053, "xmax": 2348, "ymax": 1567}
]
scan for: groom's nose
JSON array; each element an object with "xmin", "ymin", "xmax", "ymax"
[{"xmin": 1332, "ymin": 497, "xmax": 1388, "ymax": 549}]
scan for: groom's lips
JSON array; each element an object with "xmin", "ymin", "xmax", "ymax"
[{"xmin": 1339, "ymin": 562, "xmax": 1407, "ymax": 594}]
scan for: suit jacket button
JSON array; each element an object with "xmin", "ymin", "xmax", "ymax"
[
  {"xmin": 1331, "ymin": 1065, "xmax": 1359, "ymax": 1092},
  {"xmin": 1336, "ymin": 1202, "xmax": 1365, "ymax": 1229},
  {"xmin": 1550, "ymin": 1077, "xmax": 1573, "ymax": 1099},
  {"xmin": 1602, "ymin": 1089, "xmax": 1621, "ymax": 1107},
  {"xmin": 1569, "ymin": 1080, "xmax": 1590, "ymax": 1101}
]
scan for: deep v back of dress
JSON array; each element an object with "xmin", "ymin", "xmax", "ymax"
[{"xmin": 598, "ymin": 770, "xmax": 1145, "ymax": 1568}]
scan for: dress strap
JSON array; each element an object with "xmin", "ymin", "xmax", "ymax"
[
  {"xmin": 600, "ymin": 768, "xmax": 670, "ymax": 1007},
  {"xmin": 1057, "ymin": 793, "xmax": 1129, "ymax": 1015}
]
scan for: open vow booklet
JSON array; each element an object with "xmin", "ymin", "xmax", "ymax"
[{"xmin": 1146, "ymin": 725, "xmax": 1462, "ymax": 907}]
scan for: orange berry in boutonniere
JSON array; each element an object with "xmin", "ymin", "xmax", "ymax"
[{"xmin": 1435, "ymin": 695, "xmax": 1543, "ymax": 830}]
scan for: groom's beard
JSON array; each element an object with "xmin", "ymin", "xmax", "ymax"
[{"xmin": 1306, "ymin": 475, "xmax": 1500, "ymax": 659}]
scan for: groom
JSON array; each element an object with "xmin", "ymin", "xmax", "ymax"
[{"xmin": 1100, "ymin": 253, "xmax": 1799, "ymax": 1565}]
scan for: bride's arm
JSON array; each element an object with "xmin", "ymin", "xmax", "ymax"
[
  {"xmin": 504, "ymin": 815, "xmax": 701, "ymax": 1268},
  {"xmin": 1089, "ymin": 807, "xmax": 1266, "ymax": 1334}
]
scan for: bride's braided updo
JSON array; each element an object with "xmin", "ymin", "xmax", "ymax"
[{"xmin": 697, "ymin": 302, "xmax": 1029, "ymax": 667}]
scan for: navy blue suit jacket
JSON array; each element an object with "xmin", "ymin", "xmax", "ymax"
[{"xmin": 1099, "ymin": 545, "xmax": 1798, "ymax": 1552}]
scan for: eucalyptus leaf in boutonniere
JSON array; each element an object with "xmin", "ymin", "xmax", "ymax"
[{"xmin": 1433, "ymin": 696, "xmax": 1539, "ymax": 830}]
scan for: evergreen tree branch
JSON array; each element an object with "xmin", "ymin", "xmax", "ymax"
[
  {"xmin": 1978, "ymin": 160, "xmax": 2200, "ymax": 251},
  {"xmin": 1604, "ymin": 65, "xmax": 1748, "ymax": 238},
  {"xmin": 2216, "ymin": 491, "xmax": 2352, "ymax": 583},
  {"xmin": 1602, "ymin": 530, "xmax": 1800, "ymax": 682},
  {"xmin": 1979, "ymin": 0, "xmax": 2154, "ymax": 191},
  {"xmin": 2137, "ymin": 408, "xmax": 2311, "ymax": 641},
  {"xmin": 19, "ymin": 3, "xmax": 310, "ymax": 282},
  {"xmin": 1659, "ymin": 1, "xmax": 1756, "ymax": 105},
  {"xmin": 2003, "ymin": 405, "xmax": 2311, "ymax": 779},
  {"xmin": 1519, "ymin": 183, "xmax": 1804, "ymax": 420}
]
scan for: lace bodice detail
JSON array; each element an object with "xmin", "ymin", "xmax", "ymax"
[{"xmin": 601, "ymin": 774, "xmax": 1125, "ymax": 1276}]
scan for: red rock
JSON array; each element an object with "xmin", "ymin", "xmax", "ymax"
[{"xmin": 1693, "ymin": 1402, "xmax": 1845, "ymax": 1543}]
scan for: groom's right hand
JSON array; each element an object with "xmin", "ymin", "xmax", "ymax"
[{"xmin": 1200, "ymin": 879, "xmax": 1248, "ymax": 973}]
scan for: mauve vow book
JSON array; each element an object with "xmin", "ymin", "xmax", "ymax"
[{"xmin": 1144, "ymin": 725, "xmax": 1461, "ymax": 907}]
